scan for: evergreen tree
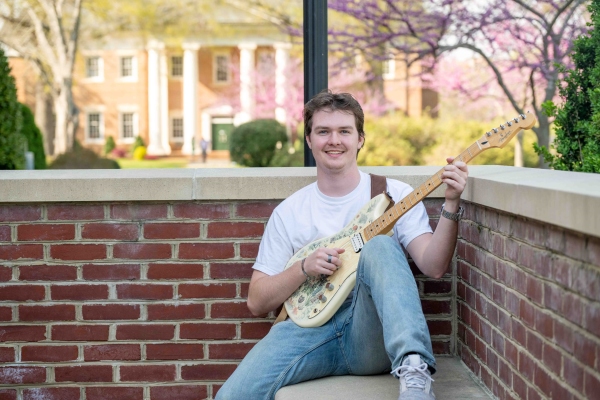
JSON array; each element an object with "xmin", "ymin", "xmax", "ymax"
[
  {"xmin": 535, "ymin": 0, "xmax": 600, "ymax": 173},
  {"xmin": 0, "ymin": 47, "xmax": 26, "ymax": 170},
  {"xmin": 20, "ymin": 103, "xmax": 47, "ymax": 169}
]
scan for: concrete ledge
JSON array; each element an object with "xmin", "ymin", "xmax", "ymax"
[
  {"xmin": 275, "ymin": 357, "xmax": 492, "ymax": 400},
  {"xmin": 0, "ymin": 166, "xmax": 598, "ymax": 237}
]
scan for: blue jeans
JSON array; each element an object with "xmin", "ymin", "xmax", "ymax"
[{"xmin": 216, "ymin": 236, "xmax": 435, "ymax": 400}]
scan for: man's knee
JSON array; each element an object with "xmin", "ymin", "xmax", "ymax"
[{"xmin": 361, "ymin": 235, "xmax": 403, "ymax": 258}]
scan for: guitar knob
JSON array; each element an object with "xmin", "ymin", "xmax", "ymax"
[
  {"xmin": 318, "ymin": 294, "xmax": 327, "ymax": 303},
  {"xmin": 326, "ymin": 283, "xmax": 334, "ymax": 291}
]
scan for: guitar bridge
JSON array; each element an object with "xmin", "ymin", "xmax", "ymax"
[{"xmin": 350, "ymin": 233, "xmax": 364, "ymax": 252}]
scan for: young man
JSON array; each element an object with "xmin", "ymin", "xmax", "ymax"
[{"xmin": 217, "ymin": 91, "xmax": 468, "ymax": 400}]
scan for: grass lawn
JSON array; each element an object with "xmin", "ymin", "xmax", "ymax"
[{"xmin": 116, "ymin": 157, "xmax": 190, "ymax": 169}]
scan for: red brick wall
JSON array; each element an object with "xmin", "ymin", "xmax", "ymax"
[
  {"xmin": 457, "ymin": 202, "xmax": 600, "ymax": 400},
  {"xmin": 0, "ymin": 199, "xmax": 450, "ymax": 399}
]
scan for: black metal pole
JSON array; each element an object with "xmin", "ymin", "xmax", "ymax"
[{"xmin": 303, "ymin": 0, "xmax": 328, "ymax": 167}]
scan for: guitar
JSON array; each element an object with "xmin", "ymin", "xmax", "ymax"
[{"xmin": 276, "ymin": 113, "xmax": 536, "ymax": 328}]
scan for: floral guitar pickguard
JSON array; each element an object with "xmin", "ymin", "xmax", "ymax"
[{"xmin": 283, "ymin": 193, "xmax": 392, "ymax": 327}]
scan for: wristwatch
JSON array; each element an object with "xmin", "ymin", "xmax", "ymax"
[{"xmin": 440, "ymin": 203, "xmax": 464, "ymax": 222}]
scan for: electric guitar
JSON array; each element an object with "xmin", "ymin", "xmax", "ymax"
[{"xmin": 276, "ymin": 113, "xmax": 536, "ymax": 328}]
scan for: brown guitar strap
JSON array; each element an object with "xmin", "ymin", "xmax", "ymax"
[{"xmin": 272, "ymin": 173, "xmax": 394, "ymax": 326}]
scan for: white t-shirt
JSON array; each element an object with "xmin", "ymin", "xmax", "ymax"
[{"xmin": 253, "ymin": 171, "xmax": 433, "ymax": 276}]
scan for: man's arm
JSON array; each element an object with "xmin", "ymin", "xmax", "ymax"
[
  {"xmin": 247, "ymin": 247, "xmax": 344, "ymax": 316},
  {"xmin": 406, "ymin": 158, "xmax": 468, "ymax": 279}
]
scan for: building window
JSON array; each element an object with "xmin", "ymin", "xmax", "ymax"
[
  {"xmin": 121, "ymin": 56, "xmax": 133, "ymax": 77},
  {"xmin": 382, "ymin": 56, "xmax": 396, "ymax": 80},
  {"xmin": 87, "ymin": 112, "xmax": 103, "ymax": 140},
  {"xmin": 214, "ymin": 54, "xmax": 230, "ymax": 83},
  {"xmin": 172, "ymin": 117, "xmax": 184, "ymax": 140},
  {"xmin": 171, "ymin": 56, "xmax": 183, "ymax": 77},
  {"xmin": 121, "ymin": 113, "xmax": 135, "ymax": 139},
  {"xmin": 86, "ymin": 57, "xmax": 101, "ymax": 78}
]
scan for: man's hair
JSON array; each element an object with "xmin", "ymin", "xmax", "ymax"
[{"xmin": 303, "ymin": 90, "xmax": 365, "ymax": 142}]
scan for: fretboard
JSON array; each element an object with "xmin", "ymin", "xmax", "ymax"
[{"xmin": 362, "ymin": 140, "xmax": 484, "ymax": 241}]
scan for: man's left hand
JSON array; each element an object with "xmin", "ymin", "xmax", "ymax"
[{"xmin": 441, "ymin": 157, "xmax": 468, "ymax": 203}]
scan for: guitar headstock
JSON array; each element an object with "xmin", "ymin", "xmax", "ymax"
[{"xmin": 478, "ymin": 113, "xmax": 537, "ymax": 149}]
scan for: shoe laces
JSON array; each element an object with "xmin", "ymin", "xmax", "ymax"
[{"xmin": 393, "ymin": 362, "xmax": 434, "ymax": 390}]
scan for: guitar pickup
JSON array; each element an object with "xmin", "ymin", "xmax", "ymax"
[{"xmin": 350, "ymin": 233, "xmax": 365, "ymax": 252}]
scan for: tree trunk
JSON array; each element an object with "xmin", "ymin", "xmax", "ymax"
[
  {"xmin": 52, "ymin": 80, "xmax": 78, "ymax": 155},
  {"xmin": 35, "ymin": 81, "xmax": 55, "ymax": 156},
  {"xmin": 514, "ymin": 131, "xmax": 523, "ymax": 167},
  {"xmin": 534, "ymin": 113, "xmax": 551, "ymax": 169}
]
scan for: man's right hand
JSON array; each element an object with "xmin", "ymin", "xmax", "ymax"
[{"xmin": 303, "ymin": 247, "xmax": 345, "ymax": 277}]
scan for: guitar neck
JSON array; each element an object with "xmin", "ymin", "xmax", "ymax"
[{"xmin": 362, "ymin": 141, "xmax": 484, "ymax": 241}]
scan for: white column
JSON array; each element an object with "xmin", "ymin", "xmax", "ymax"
[
  {"xmin": 235, "ymin": 43, "xmax": 257, "ymax": 125},
  {"xmin": 182, "ymin": 43, "xmax": 200, "ymax": 155},
  {"xmin": 274, "ymin": 42, "xmax": 291, "ymax": 125},
  {"xmin": 146, "ymin": 41, "xmax": 163, "ymax": 155},
  {"xmin": 159, "ymin": 49, "xmax": 171, "ymax": 155}
]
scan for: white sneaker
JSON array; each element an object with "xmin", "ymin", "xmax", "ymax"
[{"xmin": 393, "ymin": 354, "xmax": 435, "ymax": 400}]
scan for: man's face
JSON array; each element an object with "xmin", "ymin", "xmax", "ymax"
[{"xmin": 306, "ymin": 109, "xmax": 364, "ymax": 174}]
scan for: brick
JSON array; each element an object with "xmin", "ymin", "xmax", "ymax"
[
  {"xmin": 0, "ymin": 266, "xmax": 10, "ymax": 282},
  {"xmin": 0, "ymin": 347, "xmax": 14, "ymax": 362},
  {"xmin": 180, "ymin": 323, "xmax": 236, "ymax": 340},
  {"xmin": 552, "ymin": 255, "xmax": 573, "ymax": 288},
  {"xmin": 84, "ymin": 344, "xmax": 141, "ymax": 361},
  {"xmin": 146, "ymin": 344, "xmax": 204, "ymax": 360},
  {"xmin": 518, "ymin": 352, "xmax": 535, "ymax": 382},
  {"xmin": 573, "ymin": 331, "xmax": 596, "ymax": 369},
  {"xmin": 574, "ymin": 266, "xmax": 600, "ymax": 302},
  {"xmin": 86, "ymin": 387, "xmax": 144, "ymax": 400},
  {"xmin": 181, "ymin": 364, "xmax": 237, "ymax": 381},
  {"xmin": 23, "ymin": 388, "xmax": 79, "ymax": 400},
  {"xmin": 235, "ymin": 202, "xmax": 279, "ymax": 218},
  {"xmin": 533, "ymin": 363, "xmax": 553, "ymax": 398},
  {"xmin": 19, "ymin": 305, "xmax": 75, "ymax": 321},
  {"xmin": 113, "ymin": 243, "xmax": 171, "ymax": 259},
  {"xmin": 150, "ymin": 385, "xmax": 208, "ymax": 400},
  {"xmin": 427, "ymin": 320, "xmax": 452, "ymax": 336},
  {"xmin": 563, "ymin": 356, "xmax": 584, "ymax": 392},
  {"xmin": 179, "ymin": 283, "xmax": 236, "ymax": 299},
  {"xmin": 147, "ymin": 304, "xmax": 205, "ymax": 320},
  {"xmin": 116, "ymin": 324, "xmax": 174, "ymax": 340},
  {"xmin": 47, "ymin": 204, "xmax": 104, "ymax": 220},
  {"xmin": 526, "ymin": 274, "xmax": 544, "ymax": 305},
  {"xmin": 211, "ymin": 302, "xmax": 256, "ymax": 319},
  {"xmin": 210, "ymin": 262, "xmax": 254, "ymax": 279},
  {"xmin": 542, "ymin": 343, "xmax": 562, "ymax": 376},
  {"xmin": 585, "ymin": 370, "xmax": 600, "ymax": 400},
  {"xmin": 120, "ymin": 365, "xmax": 176, "ymax": 382},
  {"xmin": 512, "ymin": 320, "xmax": 527, "ymax": 348},
  {"xmin": 50, "ymin": 244, "xmax": 106, "ymax": 261},
  {"xmin": 584, "ymin": 302, "xmax": 600, "ymax": 337},
  {"xmin": 83, "ymin": 304, "xmax": 140, "ymax": 320},
  {"xmin": 147, "ymin": 263, "xmax": 204, "ymax": 280},
  {"xmin": 55, "ymin": 365, "xmax": 112, "ymax": 382},
  {"xmin": 561, "ymin": 292, "xmax": 584, "ymax": 326},
  {"xmin": 0, "ymin": 326, "xmax": 46, "ymax": 342},
  {"xmin": 421, "ymin": 300, "xmax": 451, "ymax": 315},
  {"xmin": 144, "ymin": 223, "xmax": 200, "ymax": 239},
  {"xmin": 207, "ymin": 222, "xmax": 264, "ymax": 238},
  {"xmin": 564, "ymin": 231, "xmax": 586, "ymax": 262},
  {"xmin": 0, "ymin": 205, "xmax": 41, "ymax": 222},
  {"xmin": 544, "ymin": 282, "xmax": 562, "ymax": 314},
  {"xmin": 0, "ymin": 389, "xmax": 16, "ymax": 400},
  {"xmin": 554, "ymin": 320, "xmax": 574, "ymax": 353},
  {"xmin": 17, "ymin": 224, "xmax": 75, "ymax": 241},
  {"xmin": 519, "ymin": 299, "xmax": 535, "ymax": 328},
  {"xmin": 117, "ymin": 284, "xmax": 172, "ymax": 300},
  {"xmin": 179, "ymin": 242, "xmax": 235, "ymax": 260},
  {"xmin": 209, "ymin": 343, "xmax": 255, "ymax": 360},
  {"xmin": 172, "ymin": 203, "xmax": 229, "ymax": 219},
  {"xmin": 0, "ymin": 244, "xmax": 43, "ymax": 260},
  {"xmin": 0, "ymin": 367, "xmax": 45, "ymax": 384},
  {"xmin": 19, "ymin": 265, "xmax": 77, "ymax": 281},
  {"xmin": 526, "ymin": 330, "xmax": 543, "ymax": 359},
  {"xmin": 0, "ymin": 226, "xmax": 11, "ymax": 241},
  {"xmin": 51, "ymin": 284, "xmax": 109, "ymax": 300},
  {"xmin": 240, "ymin": 322, "xmax": 272, "ymax": 339},
  {"xmin": 81, "ymin": 223, "xmax": 139, "ymax": 240},
  {"xmin": 431, "ymin": 340, "xmax": 451, "ymax": 355},
  {"xmin": 423, "ymin": 280, "xmax": 452, "ymax": 294},
  {"xmin": 0, "ymin": 285, "xmax": 44, "ymax": 301},
  {"xmin": 21, "ymin": 345, "xmax": 78, "ymax": 362},
  {"xmin": 240, "ymin": 282, "xmax": 250, "ymax": 298},
  {"xmin": 82, "ymin": 264, "xmax": 140, "ymax": 280},
  {"xmin": 534, "ymin": 310, "xmax": 554, "ymax": 339},
  {"xmin": 52, "ymin": 325, "xmax": 109, "ymax": 341},
  {"xmin": 587, "ymin": 237, "xmax": 600, "ymax": 266},
  {"xmin": 111, "ymin": 204, "xmax": 168, "ymax": 220},
  {"xmin": 240, "ymin": 242, "xmax": 260, "ymax": 258}
]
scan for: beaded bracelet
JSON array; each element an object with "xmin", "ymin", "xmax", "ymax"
[{"xmin": 301, "ymin": 258, "xmax": 309, "ymax": 279}]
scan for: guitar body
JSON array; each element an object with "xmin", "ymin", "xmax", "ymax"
[{"xmin": 283, "ymin": 193, "xmax": 393, "ymax": 328}]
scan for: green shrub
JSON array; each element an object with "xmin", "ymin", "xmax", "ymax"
[
  {"xmin": 229, "ymin": 119, "xmax": 288, "ymax": 167},
  {"xmin": 534, "ymin": 0, "xmax": 600, "ymax": 173},
  {"xmin": 133, "ymin": 145, "xmax": 146, "ymax": 160},
  {"xmin": 133, "ymin": 135, "xmax": 145, "ymax": 150},
  {"xmin": 269, "ymin": 139, "xmax": 304, "ymax": 167},
  {"xmin": 19, "ymin": 103, "xmax": 46, "ymax": 169},
  {"xmin": 49, "ymin": 141, "xmax": 120, "ymax": 169},
  {"xmin": 0, "ymin": 48, "xmax": 26, "ymax": 170},
  {"xmin": 104, "ymin": 136, "xmax": 116, "ymax": 156}
]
